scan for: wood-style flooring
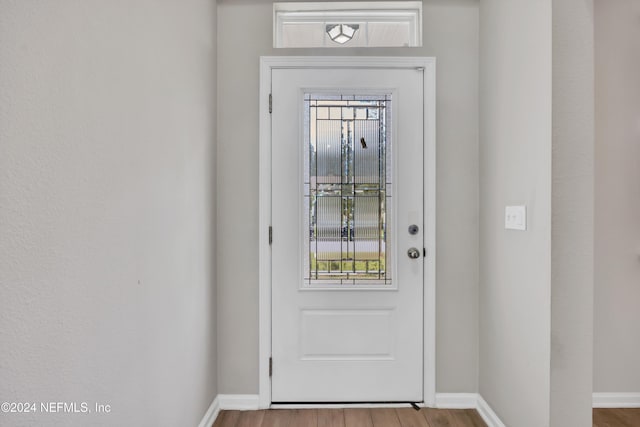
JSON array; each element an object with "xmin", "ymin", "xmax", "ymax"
[
  {"xmin": 212, "ymin": 408, "xmax": 487, "ymax": 427},
  {"xmin": 593, "ymin": 408, "xmax": 640, "ymax": 427},
  {"xmin": 213, "ymin": 408, "xmax": 640, "ymax": 427}
]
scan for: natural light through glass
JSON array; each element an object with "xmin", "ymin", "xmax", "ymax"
[
  {"xmin": 274, "ymin": 2, "xmax": 422, "ymax": 48},
  {"xmin": 304, "ymin": 94, "xmax": 392, "ymax": 286}
]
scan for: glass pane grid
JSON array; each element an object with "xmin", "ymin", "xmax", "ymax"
[{"xmin": 304, "ymin": 94, "xmax": 392, "ymax": 286}]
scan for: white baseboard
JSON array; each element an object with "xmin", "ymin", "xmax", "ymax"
[
  {"xmin": 435, "ymin": 393, "xmax": 505, "ymax": 427},
  {"xmin": 435, "ymin": 393, "xmax": 478, "ymax": 409},
  {"xmin": 197, "ymin": 396, "xmax": 220, "ymax": 427},
  {"xmin": 197, "ymin": 394, "xmax": 259, "ymax": 427},
  {"xmin": 217, "ymin": 394, "xmax": 261, "ymax": 410},
  {"xmin": 593, "ymin": 392, "xmax": 640, "ymax": 408},
  {"xmin": 477, "ymin": 395, "xmax": 506, "ymax": 427}
]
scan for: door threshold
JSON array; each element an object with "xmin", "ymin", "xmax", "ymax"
[{"xmin": 270, "ymin": 402, "xmax": 424, "ymax": 409}]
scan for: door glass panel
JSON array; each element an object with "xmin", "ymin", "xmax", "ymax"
[{"xmin": 304, "ymin": 94, "xmax": 392, "ymax": 286}]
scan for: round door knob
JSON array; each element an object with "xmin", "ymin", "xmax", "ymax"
[{"xmin": 407, "ymin": 247, "xmax": 421, "ymax": 259}]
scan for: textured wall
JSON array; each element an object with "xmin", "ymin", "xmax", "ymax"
[
  {"xmin": 0, "ymin": 1, "xmax": 217, "ymax": 426},
  {"xmin": 217, "ymin": 0, "xmax": 480, "ymax": 394},
  {"xmin": 479, "ymin": 0, "xmax": 552, "ymax": 426},
  {"xmin": 594, "ymin": 0, "xmax": 640, "ymax": 393},
  {"xmin": 550, "ymin": 0, "xmax": 594, "ymax": 425}
]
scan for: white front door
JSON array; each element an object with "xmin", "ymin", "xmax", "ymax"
[{"xmin": 271, "ymin": 66, "xmax": 425, "ymax": 403}]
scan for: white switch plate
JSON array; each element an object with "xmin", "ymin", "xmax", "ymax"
[{"xmin": 505, "ymin": 205, "xmax": 527, "ymax": 231}]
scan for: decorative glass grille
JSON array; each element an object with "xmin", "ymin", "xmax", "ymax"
[
  {"xmin": 273, "ymin": 2, "xmax": 423, "ymax": 48},
  {"xmin": 303, "ymin": 94, "xmax": 392, "ymax": 285}
]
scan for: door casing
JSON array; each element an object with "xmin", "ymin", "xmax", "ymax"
[{"xmin": 258, "ymin": 56, "xmax": 436, "ymax": 408}]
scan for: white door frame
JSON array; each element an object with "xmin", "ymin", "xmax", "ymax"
[{"xmin": 258, "ymin": 56, "xmax": 436, "ymax": 408}]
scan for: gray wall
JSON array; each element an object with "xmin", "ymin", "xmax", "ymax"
[
  {"xmin": 479, "ymin": 1, "xmax": 552, "ymax": 426},
  {"xmin": 479, "ymin": 1, "xmax": 596, "ymax": 424},
  {"xmin": 0, "ymin": 1, "xmax": 218, "ymax": 426},
  {"xmin": 217, "ymin": 0, "xmax": 480, "ymax": 394},
  {"xmin": 594, "ymin": 0, "xmax": 640, "ymax": 393},
  {"xmin": 551, "ymin": 0, "xmax": 594, "ymax": 425}
]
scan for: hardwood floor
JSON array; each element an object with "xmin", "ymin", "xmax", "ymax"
[
  {"xmin": 212, "ymin": 408, "xmax": 487, "ymax": 427},
  {"xmin": 593, "ymin": 408, "xmax": 640, "ymax": 427},
  {"xmin": 213, "ymin": 408, "xmax": 640, "ymax": 427}
]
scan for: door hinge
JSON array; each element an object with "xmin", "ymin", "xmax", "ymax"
[
  {"xmin": 423, "ymin": 247, "xmax": 427, "ymax": 258},
  {"xmin": 269, "ymin": 357, "xmax": 273, "ymax": 377},
  {"xmin": 269, "ymin": 93, "xmax": 272, "ymax": 114},
  {"xmin": 269, "ymin": 226, "xmax": 273, "ymax": 245}
]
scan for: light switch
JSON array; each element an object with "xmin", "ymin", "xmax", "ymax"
[{"xmin": 505, "ymin": 205, "xmax": 527, "ymax": 231}]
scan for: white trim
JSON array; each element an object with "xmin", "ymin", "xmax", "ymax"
[
  {"xmin": 258, "ymin": 57, "xmax": 273, "ymax": 410},
  {"xmin": 477, "ymin": 395, "xmax": 507, "ymax": 427},
  {"xmin": 274, "ymin": 1, "xmax": 422, "ymax": 13},
  {"xmin": 259, "ymin": 56, "xmax": 436, "ymax": 408},
  {"xmin": 261, "ymin": 56, "xmax": 434, "ymax": 70},
  {"xmin": 434, "ymin": 393, "xmax": 477, "ymax": 409},
  {"xmin": 271, "ymin": 402, "xmax": 415, "ymax": 409},
  {"xmin": 434, "ymin": 393, "xmax": 506, "ymax": 427},
  {"xmin": 423, "ymin": 57, "xmax": 437, "ymax": 408},
  {"xmin": 593, "ymin": 392, "xmax": 640, "ymax": 408},
  {"xmin": 217, "ymin": 394, "xmax": 261, "ymax": 411},
  {"xmin": 197, "ymin": 396, "xmax": 220, "ymax": 427}
]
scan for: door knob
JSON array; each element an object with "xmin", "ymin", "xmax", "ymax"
[{"xmin": 407, "ymin": 247, "xmax": 420, "ymax": 259}]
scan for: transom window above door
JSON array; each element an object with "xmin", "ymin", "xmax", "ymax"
[{"xmin": 273, "ymin": 2, "xmax": 422, "ymax": 48}]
